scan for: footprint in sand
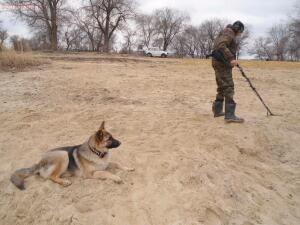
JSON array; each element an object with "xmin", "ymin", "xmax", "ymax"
[
  {"xmin": 204, "ymin": 208, "xmax": 222, "ymax": 225},
  {"xmin": 22, "ymin": 113, "xmax": 43, "ymax": 122},
  {"xmin": 242, "ymin": 222, "xmax": 254, "ymax": 225}
]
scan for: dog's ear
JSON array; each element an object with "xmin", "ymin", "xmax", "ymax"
[
  {"xmin": 96, "ymin": 129, "xmax": 103, "ymax": 142},
  {"xmin": 99, "ymin": 121, "xmax": 105, "ymax": 131}
]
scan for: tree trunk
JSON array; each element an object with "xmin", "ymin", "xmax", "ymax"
[
  {"xmin": 66, "ymin": 40, "xmax": 71, "ymax": 51},
  {"xmin": 163, "ymin": 41, "xmax": 168, "ymax": 51},
  {"xmin": 103, "ymin": 34, "xmax": 110, "ymax": 53},
  {"xmin": 48, "ymin": 1, "xmax": 58, "ymax": 51},
  {"xmin": 50, "ymin": 24, "xmax": 58, "ymax": 50},
  {"xmin": 90, "ymin": 39, "xmax": 95, "ymax": 51}
]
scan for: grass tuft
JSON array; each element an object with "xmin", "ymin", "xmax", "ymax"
[{"xmin": 0, "ymin": 51, "xmax": 49, "ymax": 71}]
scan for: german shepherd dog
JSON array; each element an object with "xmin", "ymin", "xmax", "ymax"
[{"xmin": 10, "ymin": 122, "xmax": 134, "ymax": 190}]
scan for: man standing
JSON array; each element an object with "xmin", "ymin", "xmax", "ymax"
[{"xmin": 211, "ymin": 21, "xmax": 245, "ymax": 123}]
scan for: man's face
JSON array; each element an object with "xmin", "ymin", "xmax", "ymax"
[{"xmin": 236, "ymin": 31, "xmax": 243, "ymax": 38}]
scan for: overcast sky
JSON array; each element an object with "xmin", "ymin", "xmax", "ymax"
[
  {"xmin": 0, "ymin": 0, "xmax": 297, "ymax": 43},
  {"xmin": 137, "ymin": 0, "xmax": 297, "ymax": 37}
]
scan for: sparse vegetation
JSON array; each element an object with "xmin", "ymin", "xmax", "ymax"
[
  {"xmin": 0, "ymin": 51, "xmax": 48, "ymax": 71},
  {"xmin": 2, "ymin": 1, "xmax": 299, "ymax": 59}
]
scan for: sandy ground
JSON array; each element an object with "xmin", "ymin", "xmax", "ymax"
[{"xmin": 0, "ymin": 53, "xmax": 299, "ymax": 225}]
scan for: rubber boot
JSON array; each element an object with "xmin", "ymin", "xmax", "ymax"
[
  {"xmin": 225, "ymin": 103, "xmax": 244, "ymax": 123},
  {"xmin": 212, "ymin": 100, "xmax": 225, "ymax": 117}
]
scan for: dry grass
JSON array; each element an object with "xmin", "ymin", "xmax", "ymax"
[
  {"xmin": 178, "ymin": 58, "xmax": 300, "ymax": 71},
  {"xmin": 240, "ymin": 59, "xmax": 300, "ymax": 70},
  {"xmin": 0, "ymin": 51, "xmax": 49, "ymax": 71}
]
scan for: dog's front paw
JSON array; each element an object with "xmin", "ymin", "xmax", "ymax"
[{"xmin": 61, "ymin": 179, "xmax": 72, "ymax": 187}]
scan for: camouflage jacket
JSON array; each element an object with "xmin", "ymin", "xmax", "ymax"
[{"xmin": 213, "ymin": 25, "xmax": 237, "ymax": 62}]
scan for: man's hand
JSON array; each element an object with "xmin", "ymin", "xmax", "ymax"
[{"xmin": 230, "ymin": 60, "xmax": 239, "ymax": 67}]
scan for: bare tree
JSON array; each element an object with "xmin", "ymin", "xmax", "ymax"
[
  {"xmin": 61, "ymin": 10, "xmax": 94, "ymax": 51},
  {"xmin": 85, "ymin": 0, "xmax": 136, "ymax": 53},
  {"xmin": 195, "ymin": 25, "xmax": 209, "ymax": 58},
  {"xmin": 183, "ymin": 26, "xmax": 198, "ymax": 57},
  {"xmin": 288, "ymin": 2, "xmax": 300, "ymax": 60},
  {"xmin": 236, "ymin": 26, "xmax": 250, "ymax": 59},
  {"xmin": 10, "ymin": 35, "xmax": 31, "ymax": 51},
  {"xmin": 199, "ymin": 19, "xmax": 226, "ymax": 56},
  {"xmin": 268, "ymin": 24, "xmax": 289, "ymax": 60},
  {"xmin": 0, "ymin": 21, "xmax": 9, "ymax": 50},
  {"xmin": 172, "ymin": 19, "xmax": 229, "ymax": 58},
  {"xmin": 6, "ymin": 0, "xmax": 69, "ymax": 50},
  {"xmin": 172, "ymin": 34, "xmax": 188, "ymax": 57},
  {"xmin": 71, "ymin": 8, "xmax": 104, "ymax": 51},
  {"xmin": 0, "ymin": 30, "xmax": 9, "ymax": 46},
  {"xmin": 172, "ymin": 25, "xmax": 198, "ymax": 57},
  {"xmin": 290, "ymin": 1, "xmax": 300, "ymax": 38},
  {"xmin": 29, "ymin": 31, "xmax": 49, "ymax": 50},
  {"xmin": 135, "ymin": 13, "xmax": 156, "ymax": 48},
  {"xmin": 121, "ymin": 26, "xmax": 137, "ymax": 54},
  {"xmin": 154, "ymin": 8, "xmax": 189, "ymax": 51},
  {"xmin": 172, "ymin": 19, "xmax": 239, "ymax": 58},
  {"xmin": 250, "ymin": 25, "xmax": 291, "ymax": 61},
  {"xmin": 250, "ymin": 22, "xmax": 295, "ymax": 61},
  {"xmin": 10, "ymin": 35, "xmax": 22, "ymax": 51},
  {"xmin": 63, "ymin": 27, "xmax": 84, "ymax": 51},
  {"xmin": 249, "ymin": 37, "xmax": 273, "ymax": 60}
]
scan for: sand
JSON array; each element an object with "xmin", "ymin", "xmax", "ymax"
[{"xmin": 0, "ymin": 53, "xmax": 299, "ymax": 225}]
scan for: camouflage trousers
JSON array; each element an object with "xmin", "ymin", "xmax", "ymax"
[{"xmin": 212, "ymin": 61, "xmax": 235, "ymax": 103}]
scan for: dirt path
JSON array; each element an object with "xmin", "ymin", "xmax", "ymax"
[{"xmin": 0, "ymin": 55, "xmax": 299, "ymax": 225}]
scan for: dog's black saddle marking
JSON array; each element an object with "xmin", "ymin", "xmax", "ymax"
[{"xmin": 51, "ymin": 145, "xmax": 81, "ymax": 172}]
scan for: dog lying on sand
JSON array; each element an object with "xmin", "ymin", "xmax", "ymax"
[{"xmin": 10, "ymin": 121, "xmax": 134, "ymax": 190}]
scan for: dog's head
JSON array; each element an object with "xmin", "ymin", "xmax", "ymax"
[{"xmin": 90, "ymin": 121, "xmax": 121, "ymax": 154}]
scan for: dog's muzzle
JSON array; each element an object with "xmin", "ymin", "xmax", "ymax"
[{"xmin": 107, "ymin": 139, "xmax": 121, "ymax": 149}]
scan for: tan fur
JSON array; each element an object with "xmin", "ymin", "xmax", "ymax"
[{"xmin": 10, "ymin": 122, "xmax": 134, "ymax": 190}]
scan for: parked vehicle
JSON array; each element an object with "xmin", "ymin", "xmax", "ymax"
[{"xmin": 145, "ymin": 47, "xmax": 168, "ymax": 58}]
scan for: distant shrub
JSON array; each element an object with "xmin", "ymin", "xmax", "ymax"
[{"xmin": 0, "ymin": 51, "xmax": 49, "ymax": 71}]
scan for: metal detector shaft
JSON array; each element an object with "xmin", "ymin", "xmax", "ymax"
[{"xmin": 237, "ymin": 65, "xmax": 275, "ymax": 116}]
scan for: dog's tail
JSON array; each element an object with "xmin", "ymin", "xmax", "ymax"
[{"xmin": 10, "ymin": 164, "xmax": 40, "ymax": 190}]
